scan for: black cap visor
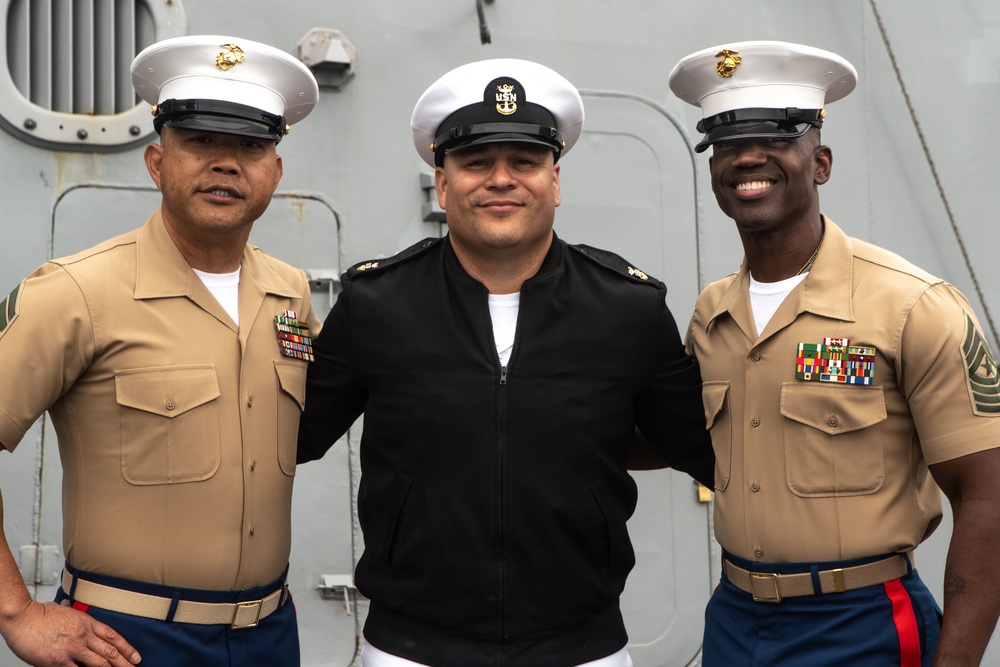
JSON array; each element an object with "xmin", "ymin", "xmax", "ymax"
[
  {"xmin": 154, "ymin": 99, "xmax": 287, "ymax": 143},
  {"xmin": 441, "ymin": 126, "xmax": 562, "ymax": 161},
  {"xmin": 433, "ymin": 101, "xmax": 562, "ymax": 166},
  {"xmin": 694, "ymin": 107, "xmax": 824, "ymax": 153}
]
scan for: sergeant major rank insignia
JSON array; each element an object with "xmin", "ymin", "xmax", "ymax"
[
  {"xmin": 274, "ymin": 310, "xmax": 314, "ymax": 362},
  {"xmin": 962, "ymin": 314, "xmax": 1000, "ymax": 415},
  {"xmin": 795, "ymin": 338, "xmax": 875, "ymax": 385}
]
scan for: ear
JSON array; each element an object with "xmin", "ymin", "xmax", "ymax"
[
  {"xmin": 272, "ymin": 154, "xmax": 284, "ymax": 193},
  {"xmin": 552, "ymin": 162, "xmax": 561, "ymax": 208},
  {"xmin": 434, "ymin": 166, "xmax": 448, "ymax": 210},
  {"xmin": 144, "ymin": 142, "xmax": 164, "ymax": 189},
  {"xmin": 814, "ymin": 145, "xmax": 833, "ymax": 185}
]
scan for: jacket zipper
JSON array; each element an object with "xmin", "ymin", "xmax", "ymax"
[
  {"xmin": 497, "ymin": 364, "xmax": 508, "ymax": 664},
  {"xmin": 491, "ymin": 290, "xmax": 520, "ymax": 665}
]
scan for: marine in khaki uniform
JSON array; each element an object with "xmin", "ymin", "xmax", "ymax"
[
  {"xmin": 669, "ymin": 41, "xmax": 1000, "ymax": 666},
  {"xmin": 0, "ymin": 36, "xmax": 319, "ymax": 666}
]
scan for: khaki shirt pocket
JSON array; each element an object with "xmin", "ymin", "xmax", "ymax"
[
  {"xmin": 275, "ymin": 361, "xmax": 306, "ymax": 476},
  {"xmin": 780, "ymin": 383, "xmax": 887, "ymax": 497},
  {"xmin": 702, "ymin": 381, "xmax": 732, "ymax": 491},
  {"xmin": 116, "ymin": 366, "xmax": 221, "ymax": 485}
]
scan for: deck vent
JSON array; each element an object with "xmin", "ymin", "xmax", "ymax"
[{"xmin": 0, "ymin": 0, "xmax": 185, "ymax": 151}]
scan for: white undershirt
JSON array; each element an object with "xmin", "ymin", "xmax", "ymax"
[
  {"xmin": 361, "ymin": 643, "xmax": 633, "ymax": 667},
  {"xmin": 193, "ymin": 267, "xmax": 241, "ymax": 326},
  {"xmin": 488, "ymin": 292, "xmax": 520, "ymax": 365},
  {"xmin": 748, "ymin": 272, "xmax": 806, "ymax": 336}
]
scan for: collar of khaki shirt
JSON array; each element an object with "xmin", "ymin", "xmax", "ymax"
[{"xmin": 704, "ymin": 216, "xmax": 857, "ymax": 336}]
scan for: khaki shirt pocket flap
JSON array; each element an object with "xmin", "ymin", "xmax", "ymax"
[
  {"xmin": 275, "ymin": 362, "xmax": 306, "ymax": 411},
  {"xmin": 703, "ymin": 381, "xmax": 731, "ymax": 429},
  {"xmin": 780, "ymin": 384, "xmax": 887, "ymax": 435},
  {"xmin": 115, "ymin": 366, "xmax": 220, "ymax": 417}
]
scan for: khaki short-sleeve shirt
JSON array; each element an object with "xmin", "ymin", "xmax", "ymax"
[
  {"xmin": 0, "ymin": 211, "xmax": 318, "ymax": 589},
  {"xmin": 686, "ymin": 218, "xmax": 1000, "ymax": 562}
]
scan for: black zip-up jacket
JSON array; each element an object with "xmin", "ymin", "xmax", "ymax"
[{"xmin": 298, "ymin": 234, "xmax": 712, "ymax": 666}]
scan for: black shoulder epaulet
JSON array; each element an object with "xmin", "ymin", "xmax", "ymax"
[
  {"xmin": 569, "ymin": 244, "xmax": 661, "ymax": 286},
  {"xmin": 344, "ymin": 237, "xmax": 441, "ymax": 281}
]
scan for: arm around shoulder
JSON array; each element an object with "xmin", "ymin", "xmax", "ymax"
[
  {"xmin": 633, "ymin": 294, "xmax": 714, "ymax": 487},
  {"xmin": 297, "ymin": 284, "xmax": 367, "ymax": 463}
]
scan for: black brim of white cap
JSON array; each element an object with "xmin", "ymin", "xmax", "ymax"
[{"xmin": 695, "ymin": 120, "xmax": 816, "ymax": 153}]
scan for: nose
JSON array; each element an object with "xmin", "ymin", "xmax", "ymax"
[
  {"xmin": 484, "ymin": 159, "xmax": 517, "ymax": 189},
  {"xmin": 209, "ymin": 144, "xmax": 241, "ymax": 175},
  {"xmin": 729, "ymin": 141, "xmax": 769, "ymax": 166}
]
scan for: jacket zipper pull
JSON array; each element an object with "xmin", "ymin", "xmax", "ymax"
[{"xmin": 499, "ymin": 365, "xmax": 508, "ymax": 385}]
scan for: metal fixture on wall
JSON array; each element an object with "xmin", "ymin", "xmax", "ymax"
[{"xmin": 297, "ymin": 28, "xmax": 357, "ymax": 91}]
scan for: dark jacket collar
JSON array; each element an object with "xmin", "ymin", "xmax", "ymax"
[{"xmin": 441, "ymin": 232, "xmax": 565, "ymax": 289}]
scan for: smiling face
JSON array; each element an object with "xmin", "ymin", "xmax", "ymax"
[
  {"xmin": 435, "ymin": 142, "xmax": 560, "ymax": 262},
  {"xmin": 144, "ymin": 127, "xmax": 283, "ymax": 252},
  {"xmin": 708, "ymin": 129, "xmax": 831, "ymax": 237}
]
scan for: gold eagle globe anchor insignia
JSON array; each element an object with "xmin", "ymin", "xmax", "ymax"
[
  {"xmin": 715, "ymin": 49, "xmax": 741, "ymax": 77},
  {"xmin": 215, "ymin": 44, "xmax": 246, "ymax": 71}
]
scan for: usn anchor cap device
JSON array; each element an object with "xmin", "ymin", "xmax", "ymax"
[{"xmin": 410, "ymin": 57, "xmax": 585, "ymax": 167}]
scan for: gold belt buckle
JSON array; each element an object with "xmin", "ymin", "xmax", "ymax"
[
  {"xmin": 749, "ymin": 572, "xmax": 782, "ymax": 603},
  {"xmin": 231, "ymin": 599, "xmax": 263, "ymax": 629}
]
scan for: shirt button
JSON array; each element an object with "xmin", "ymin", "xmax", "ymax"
[
  {"xmin": 751, "ymin": 416, "xmax": 761, "ymax": 427},
  {"xmin": 754, "ymin": 547, "xmax": 765, "ymax": 558},
  {"xmin": 247, "ymin": 396, "xmax": 254, "ymax": 408},
  {"xmin": 249, "ymin": 525, "xmax": 255, "ymax": 536},
  {"xmin": 165, "ymin": 399, "xmax": 176, "ymax": 411},
  {"xmin": 828, "ymin": 415, "xmax": 839, "ymax": 427},
  {"xmin": 751, "ymin": 481, "xmax": 760, "ymax": 493},
  {"xmin": 751, "ymin": 352, "xmax": 761, "ymax": 362},
  {"xmin": 250, "ymin": 460, "xmax": 256, "ymax": 472}
]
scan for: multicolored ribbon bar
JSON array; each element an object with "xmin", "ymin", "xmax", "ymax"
[
  {"xmin": 274, "ymin": 310, "xmax": 314, "ymax": 362},
  {"xmin": 795, "ymin": 338, "xmax": 875, "ymax": 385}
]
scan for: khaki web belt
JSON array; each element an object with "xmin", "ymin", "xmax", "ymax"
[
  {"xmin": 62, "ymin": 569, "xmax": 287, "ymax": 629},
  {"xmin": 724, "ymin": 553, "xmax": 911, "ymax": 603}
]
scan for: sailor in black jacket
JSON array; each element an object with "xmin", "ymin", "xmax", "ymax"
[{"xmin": 298, "ymin": 58, "xmax": 713, "ymax": 667}]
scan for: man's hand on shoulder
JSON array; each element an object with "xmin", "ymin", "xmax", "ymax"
[{"xmin": 2, "ymin": 598, "xmax": 140, "ymax": 666}]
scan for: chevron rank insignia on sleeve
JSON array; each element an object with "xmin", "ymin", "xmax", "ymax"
[
  {"xmin": 0, "ymin": 283, "xmax": 21, "ymax": 338},
  {"xmin": 963, "ymin": 314, "xmax": 1000, "ymax": 415}
]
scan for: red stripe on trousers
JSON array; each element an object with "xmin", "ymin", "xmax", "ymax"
[{"xmin": 884, "ymin": 579, "xmax": 921, "ymax": 667}]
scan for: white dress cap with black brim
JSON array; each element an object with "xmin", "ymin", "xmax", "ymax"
[
  {"xmin": 130, "ymin": 35, "xmax": 319, "ymax": 143},
  {"xmin": 667, "ymin": 41, "xmax": 857, "ymax": 153},
  {"xmin": 411, "ymin": 58, "xmax": 584, "ymax": 167}
]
